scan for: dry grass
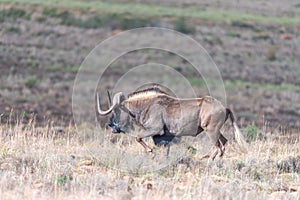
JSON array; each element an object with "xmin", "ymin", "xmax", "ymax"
[{"xmin": 0, "ymin": 121, "xmax": 299, "ymax": 200}]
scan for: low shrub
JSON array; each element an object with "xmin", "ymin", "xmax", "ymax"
[
  {"xmin": 119, "ymin": 17, "xmax": 152, "ymax": 29},
  {"xmin": 24, "ymin": 76, "xmax": 37, "ymax": 88},
  {"xmin": 242, "ymin": 124, "xmax": 266, "ymax": 142},
  {"xmin": 266, "ymin": 45, "xmax": 278, "ymax": 61},
  {"xmin": 0, "ymin": 8, "xmax": 30, "ymax": 22},
  {"xmin": 173, "ymin": 17, "xmax": 195, "ymax": 34}
]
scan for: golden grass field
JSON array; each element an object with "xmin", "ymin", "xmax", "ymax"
[{"xmin": 0, "ymin": 120, "xmax": 299, "ymax": 199}]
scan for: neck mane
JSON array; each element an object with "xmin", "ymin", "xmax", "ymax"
[
  {"xmin": 125, "ymin": 88, "xmax": 167, "ymax": 116},
  {"xmin": 127, "ymin": 87, "xmax": 167, "ymax": 100}
]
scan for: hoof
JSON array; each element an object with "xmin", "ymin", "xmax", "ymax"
[{"xmin": 147, "ymin": 148, "xmax": 153, "ymax": 153}]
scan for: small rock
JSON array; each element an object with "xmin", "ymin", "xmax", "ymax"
[
  {"xmin": 288, "ymin": 186, "xmax": 299, "ymax": 192},
  {"xmin": 0, "ymin": 163, "xmax": 9, "ymax": 170},
  {"xmin": 146, "ymin": 183, "xmax": 153, "ymax": 190},
  {"xmin": 280, "ymin": 34, "xmax": 293, "ymax": 40},
  {"xmin": 77, "ymin": 160, "xmax": 93, "ymax": 166},
  {"xmin": 211, "ymin": 175, "xmax": 228, "ymax": 182},
  {"xmin": 141, "ymin": 179, "xmax": 153, "ymax": 190},
  {"xmin": 32, "ymin": 182, "xmax": 44, "ymax": 189}
]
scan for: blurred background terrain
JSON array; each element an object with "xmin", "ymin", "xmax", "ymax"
[{"xmin": 0, "ymin": 0, "xmax": 299, "ymax": 129}]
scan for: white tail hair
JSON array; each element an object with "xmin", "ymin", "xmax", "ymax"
[{"xmin": 226, "ymin": 109, "xmax": 248, "ymax": 153}]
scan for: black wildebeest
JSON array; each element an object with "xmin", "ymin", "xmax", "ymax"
[{"xmin": 97, "ymin": 87, "xmax": 247, "ymax": 160}]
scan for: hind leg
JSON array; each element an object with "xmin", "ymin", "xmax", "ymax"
[
  {"xmin": 206, "ymin": 128, "xmax": 220, "ymax": 160},
  {"xmin": 217, "ymin": 133, "xmax": 227, "ymax": 157},
  {"xmin": 136, "ymin": 129, "xmax": 163, "ymax": 152},
  {"xmin": 200, "ymin": 133, "xmax": 227, "ymax": 160},
  {"xmin": 206, "ymin": 130, "xmax": 228, "ymax": 160},
  {"xmin": 198, "ymin": 129, "xmax": 220, "ymax": 160}
]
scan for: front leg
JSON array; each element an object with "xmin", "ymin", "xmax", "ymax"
[
  {"xmin": 135, "ymin": 104, "xmax": 166, "ymax": 152},
  {"xmin": 136, "ymin": 129, "xmax": 163, "ymax": 153},
  {"xmin": 136, "ymin": 136, "xmax": 153, "ymax": 152}
]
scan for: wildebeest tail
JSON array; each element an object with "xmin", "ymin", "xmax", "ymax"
[{"xmin": 226, "ymin": 108, "xmax": 248, "ymax": 153}]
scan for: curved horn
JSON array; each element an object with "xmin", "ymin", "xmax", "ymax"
[{"xmin": 97, "ymin": 92, "xmax": 123, "ymax": 115}]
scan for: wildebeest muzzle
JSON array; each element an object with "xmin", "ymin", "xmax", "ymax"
[{"xmin": 107, "ymin": 115, "xmax": 125, "ymax": 133}]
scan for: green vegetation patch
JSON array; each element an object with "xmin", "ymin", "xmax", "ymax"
[
  {"xmin": 189, "ymin": 78, "xmax": 300, "ymax": 94},
  {"xmin": 224, "ymin": 79, "xmax": 300, "ymax": 91},
  {"xmin": 242, "ymin": 124, "xmax": 266, "ymax": 142},
  {"xmin": 24, "ymin": 75, "xmax": 38, "ymax": 88},
  {"xmin": 42, "ymin": 7, "xmax": 68, "ymax": 18},
  {"xmin": 0, "ymin": 8, "xmax": 30, "ymax": 22},
  {"xmin": 4, "ymin": 25, "xmax": 21, "ymax": 33},
  {"xmin": 173, "ymin": 17, "xmax": 195, "ymax": 34},
  {"xmin": 226, "ymin": 31, "xmax": 241, "ymax": 38},
  {"xmin": 42, "ymin": 7, "xmax": 156, "ymax": 29},
  {"xmin": 60, "ymin": 14, "xmax": 155, "ymax": 29},
  {"xmin": 45, "ymin": 65, "xmax": 79, "ymax": 72},
  {"xmin": 53, "ymin": 174, "xmax": 72, "ymax": 185},
  {"xmin": 119, "ymin": 16, "xmax": 154, "ymax": 29},
  {"xmin": 1, "ymin": 0, "xmax": 300, "ymax": 25}
]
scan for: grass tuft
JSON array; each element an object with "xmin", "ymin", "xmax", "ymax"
[
  {"xmin": 277, "ymin": 156, "xmax": 300, "ymax": 173},
  {"xmin": 24, "ymin": 75, "xmax": 37, "ymax": 88},
  {"xmin": 242, "ymin": 124, "xmax": 266, "ymax": 142}
]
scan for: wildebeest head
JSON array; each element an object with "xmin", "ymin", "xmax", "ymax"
[
  {"xmin": 97, "ymin": 91, "xmax": 132, "ymax": 133},
  {"xmin": 97, "ymin": 90, "xmax": 178, "ymax": 146},
  {"xmin": 97, "ymin": 87, "xmax": 183, "ymax": 147},
  {"xmin": 97, "ymin": 85, "xmax": 173, "ymax": 134}
]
